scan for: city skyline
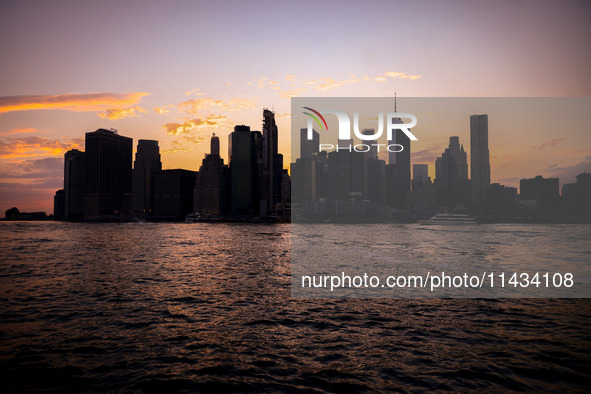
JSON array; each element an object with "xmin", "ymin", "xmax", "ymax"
[{"xmin": 1, "ymin": 0, "xmax": 591, "ymax": 212}]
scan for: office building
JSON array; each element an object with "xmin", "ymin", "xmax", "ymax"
[
  {"xmin": 387, "ymin": 110, "xmax": 410, "ymax": 210},
  {"xmin": 300, "ymin": 128, "xmax": 319, "ymax": 159},
  {"xmin": 153, "ymin": 169, "xmax": 196, "ymax": 219},
  {"xmin": 261, "ymin": 109, "xmax": 283, "ymax": 215},
  {"xmin": 412, "ymin": 164, "xmax": 430, "ymax": 190},
  {"xmin": 229, "ymin": 125, "xmax": 256, "ymax": 215},
  {"xmin": 83, "ymin": 128, "xmax": 132, "ymax": 218},
  {"xmin": 194, "ymin": 134, "xmax": 228, "ymax": 216},
  {"xmin": 470, "ymin": 115, "xmax": 491, "ymax": 208},
  {"xmin": 53, "ymin": 189, "xmax": 65, "ymax": 220},
  {"xmin": 131, "ymin": 140, "xmax": 161, "ymax": 215},
  {"xmin": 520, "ymin": 175, "xmax": 559, "ymax": 211},
  {"xmin": 64, "ymin": 149, "xmax": 85, "ymax": 219}
]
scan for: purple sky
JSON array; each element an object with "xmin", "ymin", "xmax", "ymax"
[{"xmin": 1, "ymin": 0, "xmax": 590, "ymax": 212}]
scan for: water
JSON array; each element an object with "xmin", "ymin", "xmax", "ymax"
[{"xmin": 1, "ymin": 222, "xmax": 590, "ymax": 392}]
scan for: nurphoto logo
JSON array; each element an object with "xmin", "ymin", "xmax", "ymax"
[{"xmin": 302, "ymin": 106, "xmax": 418, "ymax": 153}]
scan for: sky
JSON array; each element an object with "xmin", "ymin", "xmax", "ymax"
[{"xmin": 0, "ymin": 0, "xmax": 590, "ymax": 213}]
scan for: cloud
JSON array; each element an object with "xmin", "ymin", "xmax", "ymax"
[
  {"xmin": 531, "ymin": 138, "xmax": 564, "ymax": 150},
  {"xmin": 98, "ymin": 106, "xmax": 147, "ymax": 120},
  {"xmin": 374, "ymin": 76, "xmax": 387, "ymax": 82},
  {"xmin": 178, "ymin": 97, "xmax": 257, "ymax": 114},
  {"xmin": 279, "ymin": 88, "xmax": 307, "ymax": 99},
  {"xmin": 304, "ymin": 81, "xmax": 316, "ymax": 85},
  {"xmin": 153, "ymin": 106, "xmax": 172, "ymax": 114},
  {"xmin": 284, "ymin": 75, "xmax": 297, "ymax": 82},
  {"xmin": 185, "ymin": 88, "xmax": 203, "ymax": 96},
  {"xmin": 0, "ymin": 136, "xmax": 84, "ymax": 159},
  {"xmin": 0, "ymin": 127, "xmax": 40, "ymax": 136},
  {"xmin": 163, "ymin": 114, "xmax": 229, "ymax": 136},
  {"xmin": 0, "ymin": 157, "xmax": 63, "ymax": 179},
  {"xmin": 275, "ymin": 113, "xmax": 291, "ymax": 120},
  {"xmin": 315, "ymin": 78, "xmax": 345, "ymax": 92},
  {"xmin": 384, "ymin": 71, "xmax": 422, "ymax": 80},
  {"xmin": 0, "ymin": 92, "xmax": 150, "ymax": 114},
  {"xmin": 412, "ymin": 147, "xmax": 441, "ymax": 163}
]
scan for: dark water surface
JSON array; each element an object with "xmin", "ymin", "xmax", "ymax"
[{"xmin": 1, "ymin": 222, "xmax": 590, "ymax": 392}]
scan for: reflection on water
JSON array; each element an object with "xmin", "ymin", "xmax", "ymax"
[{"xmin": 0, "ymin": 222, "xmax": 590, "ymax": 391}]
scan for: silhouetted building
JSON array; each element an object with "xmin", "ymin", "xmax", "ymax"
[
  {"xmin": 436, "ymin": 137, "xmax": 467, "ymax": 184},
  {"xmin": 153, "ymin": 169, "xmax": 196, "ymax": 219},
  {"xmin": 132, "ymin": 140, "xmax": 161, "ymax": 215},
  {"xmin": 291, "ymin": 156, "xmax": 317, "ymax": 203},
  {"xmin": 261, "ymin": 109, "xmax": 283, "ymax": 215},
  {"xmin": 300, "ymin": 128, "xmax": 319, "ymax": 159},
  {"xmin": 194, "ymin": 134, "xmax": 228, "ymax": 216},
  {"xmin": 561, "ymin": 172, "xmax": 591, "ymax": 216},
  {"xmin": 5, "ymin": 207, "xmax": 19, "ymax": 220},
  {"xmin": 520, "ymin": 175, "xmax": 559, "ymax": 212},
  {"xmin": 83, "ymin": 128, "xmax": 132, "ymax": 218},
  {"xmin": 435, "ymin": 136, "xmax": 470, "ymax": 208},
  {"xmin": 64, "ymin": 149, "xmax": 85, "ymax": 219},
  {"xmin": 412, "ymin": 164, "xmax": 430, "ymax": 190},
  {"xmin": 470, "ymin": 115, "xmax": 491, "ymax": 208},
  {"xmin": 53, "ymin": 189, "xmax": 65, "ymax": 219},
  {"xmin": 387, "ymin": 108, "xmax": 410, "ymax": 210},
  {"xmin": 487, "ymin": 183, "xmax": 516, "ymax": 211},
  {"xmin": 229, "ymin": 125, "xmax": 257, "ymax": 215}
]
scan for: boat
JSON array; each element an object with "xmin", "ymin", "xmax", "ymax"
[
  {"xmin": 419, "ymin": 213, "xmax": 477, "ymax": 225},
  {"xmin": 185, "ymin": 212, "xmax": 201, "ymax": 223}
]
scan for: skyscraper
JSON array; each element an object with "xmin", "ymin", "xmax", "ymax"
[
  {"xmin": 470, "ymin": 115, "xmax": 491, "ymax": 208},
  {"xmin": 229, "ymin": 125, "xmax": 255, "ymax": 215},
  {"xmin": 435, "ymin": 136, "xmax": 470, "ymax": 208},
  {"xmin": 83, "ymin": 128, "xmax": 133, "ymax": 218},
  {"xmin": 153, "ymin": 169, "xmax": 196, "ymax": 219},
  {"xmin": 131, "ymin": 140, "xmax": 162, "ymax": 215},
  {"xmin": 64, "ymin": 149, "xmax": 85, "ymax": 219},
  {"xmin": 387, "ymin": 99, "xmax": 411, "ymax": 210},
  {"xmin": 300, "ymin": 128, "xmax": 319, "ymax": 159},
  {"xmin": 435, "ymin": 136, "xmax": 467, "ymax": 184},
  {"xmin": 194, "ymin": 134, "xmax": 228, "ymax": 216},
  {"xmin": 261, "ymin": 109, "xmax": 283, "ymax": 215},
  {"xmin": 412, "ymin": 164, "xmax": 430, "ymax": 190}
]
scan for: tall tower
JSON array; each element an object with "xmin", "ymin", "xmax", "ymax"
[
  {"xmin": 83, "ymin": 128, "xmax": 133, "ymax": 218},
  {"xmin": 64, "ymin": 149, "xmax": 85, "ymax": 219},
  {"xmin": 261, "ymin": 109, "xmax": 282, "ymax": 215},
  {"xmin": 470, "ymin": 114, "xmax": 491, "ymax": 208},
  {"xmin": 387, "ymin": 95, "xmax": 411, "ymax": 209},
  {"xmin": 131, "ymin": 140, "xmax": 162, "ymax": 215},
  {"xmin": 229, "ymin": 125, "xmax": 255, "ymax": 215},
  {"xmin": 194, "ymin": 133, "xmax": 228, "ymax": 216}
]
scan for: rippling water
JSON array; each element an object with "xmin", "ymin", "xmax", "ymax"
[{"xmin": 1, "ymin": 222, "xmax": 590, "ymax": 392}]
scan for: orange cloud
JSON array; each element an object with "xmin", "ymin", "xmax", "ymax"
[
  {"xmin": 374, "ymin": 76, "xmax": 387, "ymax": 82},
  {"xmin": 0, "ymin": 127, "xmax": 40, "ymax": 136},
  {"xmin": 0, "ymin": 136, "xmax": 84, "ymax": 159},
  {"xmin": 279, "ymin": 88, "xmax": 307, "ymax": 99},
  {"xmin": 0, "ymin": 92, "xmax": 150, "ymax": 114},
  {"xmin": 315, "ymin": 78, "xmax": 345, "ymax": 92},
  {"xmin": 178, "ymin": 98, "xmax": 257, "ymax": 114},
  {"xmin": 163, "ymin": 114, "xmax": 229, "ymax": 136},
  {"xmin": 185, "ymin": 88, "xmax": 202, "ymax": 96},
  {"xmin": 153, "ymin": 106, "xmax": 172, "ymax": 114},
  {"xmin": 384, "ymin": 71, "xmax": 422, "ymax": 80},
  {"xmin": 98, "ymin": 106, "xmax": 147, "ymax": 120}
]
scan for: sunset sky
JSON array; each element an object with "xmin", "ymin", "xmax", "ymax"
[{"xmin": 1, "ymin": 0, "xmax": 590, "ymax": 213}]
